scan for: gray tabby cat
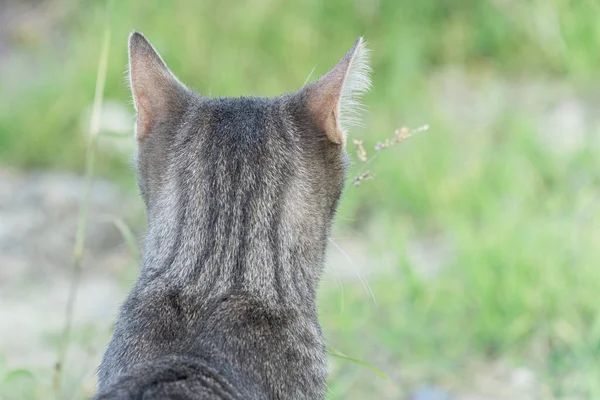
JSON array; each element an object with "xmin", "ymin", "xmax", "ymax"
[{"xmin": 95, "ymin": 32, "xmax": 371, "ymax": 399}]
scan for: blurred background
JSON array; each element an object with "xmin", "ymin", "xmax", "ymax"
[{"xmin": 2, "ymin": 0, "xmax": 600, "ymax": 399}]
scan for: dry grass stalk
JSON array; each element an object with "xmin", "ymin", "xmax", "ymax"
[{"xmin": 351, "ymin": 124, "xmax": 428, "ymax": 186}]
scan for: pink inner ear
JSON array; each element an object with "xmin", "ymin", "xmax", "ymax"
[
  {"xmin": 323, "ymin": 108, "xmax": 343, "ymax": 145},
  {"xmin": 129, "ymin": 32, "xmax": 189, "ymax": 142},
  {"xmin": 304, "ymin": 70, "xmax": 347, "ymax": 144},
  {"xmin": 135, "ymin": 93, "xmax": 153, "ymax": 140}
]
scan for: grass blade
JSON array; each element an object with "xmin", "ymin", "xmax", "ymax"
[
  {"xmin": 327, "ymin": 347, "xmax": 389, "ymax": 381},
  {"xmin": 52, "ymin": 12, "xmax": 111, "ymax": 397}
]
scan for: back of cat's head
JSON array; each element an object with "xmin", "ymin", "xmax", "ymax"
[{"xmin": 128, "ymin": 31, "xmax": 371, "ymax": 237}]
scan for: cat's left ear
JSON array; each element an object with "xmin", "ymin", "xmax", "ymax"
[
  {"xmin": 298, "ymin": 37, "xmax": 371, "ymax": 145},
  {"xmin": 128, "ymin": 31, "xmax": 190, "ymax": 141}
]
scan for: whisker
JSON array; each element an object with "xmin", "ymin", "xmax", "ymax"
[
  {"xmin": 302, "ymin": 65, "xmax": 317, "ymax": 87},
  {"xmin": 328, "ymin": 238, "xmax": 376, "ymax": 304},
  {"xmin": 325, "ymin": 262, "xmax": 346, "ymax": 314}
]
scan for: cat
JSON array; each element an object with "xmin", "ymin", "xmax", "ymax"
[{"xmin": 95, "ymin": 31, "xmax": 370, "ymax": 399}]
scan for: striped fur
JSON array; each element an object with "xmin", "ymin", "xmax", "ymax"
[{"xmin": 96, "ymin": 32, "xmax": 370, "ymax": 399}]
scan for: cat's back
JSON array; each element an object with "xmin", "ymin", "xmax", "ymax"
[{"xmin": 97, "ymin": 291, "xmax": 325, "ymax": 399}]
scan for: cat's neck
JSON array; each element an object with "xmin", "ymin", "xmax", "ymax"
[{"xmin": 139, "ymin": 184, "xmax": 330, "ymax": 308}]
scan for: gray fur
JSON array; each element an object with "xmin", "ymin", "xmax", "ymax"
[{"xmin": 96, "ymin": 32, "xmax": 370, "ymax": 399}]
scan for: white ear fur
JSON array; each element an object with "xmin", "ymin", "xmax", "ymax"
[{"xmin": 337, "ymin": 38, "xmax": 371, "ymax": 136}]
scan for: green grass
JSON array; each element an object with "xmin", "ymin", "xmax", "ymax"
[{"xmin": 2, "ymin": 0, "xmax": 600, "ymax": 398}]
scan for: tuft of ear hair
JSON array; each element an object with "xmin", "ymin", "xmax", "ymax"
[
  {"xmin": 128, "ymin": 31, "xmax": 189, "ymax": 140},
  {"xmin": 301, "ymin": 37, "xmax": 371, "ymax": 145}
]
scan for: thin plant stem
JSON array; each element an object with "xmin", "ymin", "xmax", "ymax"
[{"xmin": 52, "ymin": 22, "xmax": 111, "ymax": 397}]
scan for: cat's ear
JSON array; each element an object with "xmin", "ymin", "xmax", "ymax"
[
  {"xmin": 300, "ymin": 37, "xmax": 371, "ymax": 145},
  {"xmin": 128, "ymin": 31, "xmax": 190, "ymax": 140}
]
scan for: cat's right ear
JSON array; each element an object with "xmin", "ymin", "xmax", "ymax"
[
  {"xmin": 295, "ymin": 38, "xmax": 371, "ymax": 145},
  {"xmin": 128, "ymin": 31, "xmax": 190, "ymax": 140}
]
